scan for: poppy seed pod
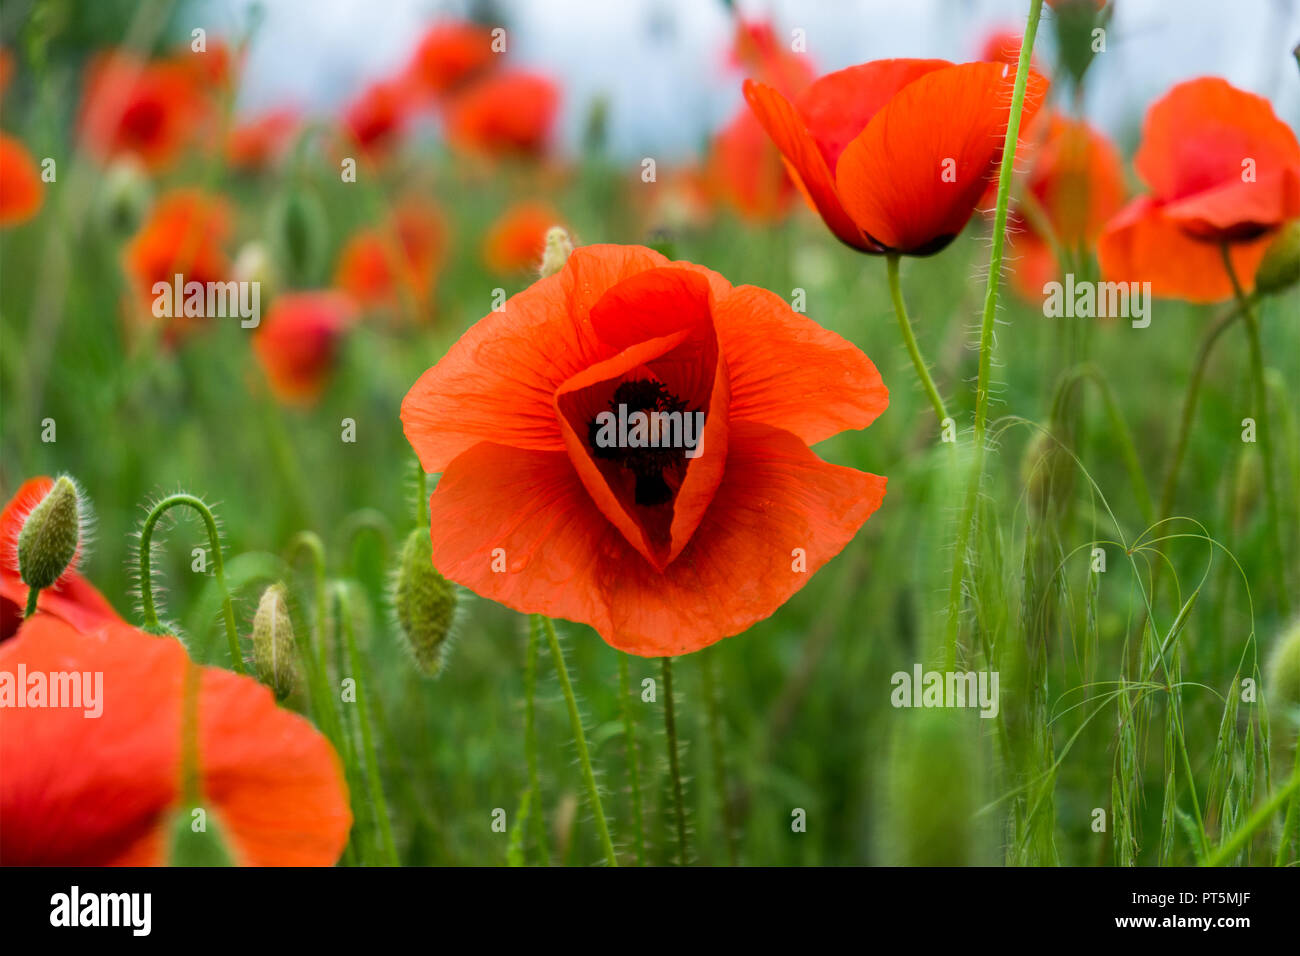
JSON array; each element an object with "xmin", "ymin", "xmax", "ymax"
[
  {"xmin": 1254, "ymin": 220, "xmax": 1300, "ymax": 296},
  {"xmin": 17, "ymin": 475, "xmax": 82, "ymax": 592},
  {"xmin": 251, "ymin": 583, "xmax": 297, "ymax": 700},
  {"xmin": 539, "ymin": 226, "xmax": 574, "ymax": 278},
  {"xmin": 267, "ymin": 187, "xmax": 327, "ymax": 286},
  {"xmin": 394, "ymin": 527, "xmax": 457, "ymax": 676}
]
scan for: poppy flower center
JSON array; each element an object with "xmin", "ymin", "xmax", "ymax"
[
  {"xmin": 585, "ymin": 378, "xmax": 704, "ymax": 507},
  {"xmin": 122, "ymin": 99, "xmax": 166, "ymax": 143}
]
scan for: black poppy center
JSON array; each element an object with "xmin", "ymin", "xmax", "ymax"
[{"xmin": 586, "ymin": 378, "xmax": 704, "ymax": 507}]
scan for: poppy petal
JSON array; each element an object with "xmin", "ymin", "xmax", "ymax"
[
  {"xmin": 401, "ymin": 244, "xmax": 667, "ymax": 473},
  {"xmin": 835, "ymin": 61, "xmax": 1049, "ymax": 254},
  {"xmin": 712, "ymin": 283, "xmax": 888, "ymax": 444},
  {"xmin": 742, "ymin": 79, "xmax": 876, "ymax": 251},
  {"xmin": 426, "ymin": 421, "xmax": 885, "ymax": 656},
  {"xmin": 1097, "ymin": 196, "xmax": 1272, "ymax": 303}
]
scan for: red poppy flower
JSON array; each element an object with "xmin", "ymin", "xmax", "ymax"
[
  {"xmin": 0, "ymin": 132, "xmax": 43, "ymax": 226},
  {"xmin": 405, "ymin": 20, "xmax": 497, "ymax": 100},
  {"xmin": 730, "ymin": 19, "xmax": 815, "ymax": 96},
  {"xmin": 226, "ymin": 108, "xmax": 299, "ymax": 171},
  {"xmin": 745, "ymin": 59, "xmax": 1049, "ymax": 255},
  {"xmin": 342, "ymin": 77, "xmax": 414, "ymax": 156},
  {"xmin": 334, "ymin": 198, "xmax": 446, "ymax": 314},
  {"xmin": 709, "ymin": 109, "xmax": 797, "ymax": 221},
  {"xmin": 0, "ymin": 614, "xmax": 351, "ymax": 865},
  {"xmin": 483, "ymin": 200, "xmax": 564, "ymax": 274},
  {"xmin": 77, "ymin": 52, "xmax": 202, "ymax": 170},
  {"xmin": 1009, "ymin": 114, "xmax": 1126, "ymax": 299},
  {"xmin": 443, "ymin": 70, "xmax": 558, "ymax": 158},
  {"xmin": 401, "ymin": 244, "xmax": 888, "ymax": 656},
  {"xmin": 1098, "ymin": 77, "xmax": 1300, "ymax": 303},
  {"xmin": 0, "ymin": 478, "xmax": 123, "ymax": 642},
  {"xmin": 123, "ymin": 189, "xmax": 232, "ymax": 336},
  {"xmin": 254, "ymin": 292, "xmax": 357, "ymax": 405}
]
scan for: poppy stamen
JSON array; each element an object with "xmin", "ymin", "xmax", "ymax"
[{"xmin": 587, "ymin": 378, "xmax": 703, "ymax": 507}]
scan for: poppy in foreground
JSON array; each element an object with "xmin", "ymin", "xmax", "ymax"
[
  {"xmin": 0, "ymin": 477, "xmax": 123, "ymax": 641},
  {"xmin": 0, "ymin": 132, "xmax": 43, "ymax": 226},
  {"xmin": 0, "ymin": 614, "xmax": 351, "ymax": 865},
  {"xmin": 744, "ymin": 58, "xmax": 1048, "ymax": 255},
  {"xmin": 401, "ymin": 244, "xmax": 888, "ymax": 656},
  {"xmin": 254, "ymin": 292, "xmax": 357, "ymax": 405},
  {"xmin": 1098, "ymin": 77, "xmax": 1300, "ymax": 302}
]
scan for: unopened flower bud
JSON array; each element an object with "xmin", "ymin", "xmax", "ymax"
[
  {"xmin": 394, "ymin": 528, "xmax": 457, "ymax": 677},
  {"xmin": 18, "ymin": 476, "xmax": 82, "ymax": 591},
  {"xmin": 1254, "ymin": 220, "xmax": 1300, "ymax": 296},
  {"xmin": 96, "ymin": 157, "xmax": 152, "ymax": 237},
  {"xmin": 267, "ymin": 187, "xmax": 327, "ymax": 286},
  {"xmin": 1020, "ymin": 431, "xmax": 1070, "ymax": 521},
  {"xmin": 251, "ymin": 583, "xmax": 297, "ymax": 700},
  {"xmin": 539, "ymin": 226, "xmax": 574, "ymax": 278}
]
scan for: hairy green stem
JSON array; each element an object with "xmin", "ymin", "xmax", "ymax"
[
  {"xmin": 539, "ymin": 615, "xmax": 618, "ymax": 866},
  {"xmin": 524, "ymin": 615, "xmax": 550, "ymax": 865},
  {"xmin": 886, "ymin": 253, "xmax": 949, "ymax": 431},
  {"xmin": 662, "ymin": 655, "xmax": 688, "ymax": 865},
  {"xmin": 700, "ymin": 650, "xmax": 737, "ymax": 865},
  {"xmin": 24, "ymin": 586, "xmax": 39, "ymax": 619},
  {"xmin": 336, "ymin": 583, "xmax": 399, "ymax": 865},
  {"xmin": 942, "ymin": 0, "xmax": 1043, "ymax": 671},
  {"xmin": 617, "ymin": 653, "xmax": 646, "ymax": 866},
  {"xmin": 138, "ymin": 493, "xmax": 242, "ymax": 673},
  {"xmin": 287, "ymin": 531, "xmax": 331, "ymax": 684}
]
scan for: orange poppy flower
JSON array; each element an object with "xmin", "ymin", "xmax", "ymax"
[
  {"xmin": 401, "ymin": 244, "xmax": 888, "ymax": 656},
  {"xmin": 77, "ymin": 52, "xmax": 202, "ymax": 170},
  {"xmin": 1098, "ymin": 77, "xmax": 1300, "ymax": 303},
  {"xmin": 334, "ymin": 198, "xmax": 445, "ymax": 314},
  {"xmin": 1009, "ymin": 114, "xmax": 1126, "ymax": 299},
  {"xmin": 0, "ymin": 132, "xmax": 43, "ymax": 226},
  {"xmin": 443, "ymin": 70, "xmax": 558, "ymax": 158},
  {"xmin": 730, "ymin": 18, "xmax": 815, "ymax": 96},
  {"xmin": 405, "ymin": 20, "xmax": 497, "ymax": 100},
  {"xmin": 0, "ymin": 614, "xmax": 351, "ymax": 865},
  {"xmin": 708, "ymin": 109, "xmax": 796, "ymax": 221},
  {"xmin": 226, "ymin": 107, "xmax": 299, "ymax": 171},
  {"xmin": 342, "ymin": 77, "xmax": 414, "ymax": 157},
  {"xmin": 745, "ymin": 59, "xmax": 1049, "ymax": 255},
  {"xmin": 0, "ymin": 477, "xmax": 123, "ymax": 642},
  {"xmin": 483, "ymin": 201, "xmax": 564, "ymax": 274},
  {"xmin": 123, "ymin": 189, "xmax": 232, "ymax": 336},
  {"xmin": 254, "ymin": 292, "xmax": 357, "ymax": 405}
]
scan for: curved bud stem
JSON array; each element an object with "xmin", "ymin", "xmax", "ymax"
[
  {"xmin": 286, "ymin": 530, "xmax": 330, "ymax": 681},
  {"xmin": 138, "ymin": 493, "xmax": 243, "ymax": 673}
]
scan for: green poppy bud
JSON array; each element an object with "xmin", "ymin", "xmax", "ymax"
[
  {"xmin": 1254, "ymin": 220, "xmax": 1300, "ymax": 297},
  {"xmin": 539, "ymin": 226, "xmax": 574, "ymax": 279},
  {"xmin": 266, "ymin": 187, "xmax": 327, "ymax": 287},
  {"xmin": 18, "ymin": 475, "xmax": 82, "ymax": 592},
  {"xmin": 394, "ymin": 528, "xmax": 457, "ymax": 677},
  {"xmin": 96, "ymin": 157, "xmax": 152, "ymax": 237},
  {"xmin": 251, "ymin": 583, "xmax": 297, "ymax": 700}
]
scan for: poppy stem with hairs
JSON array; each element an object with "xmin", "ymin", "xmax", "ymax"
[
  {"xmin": 138, "ymin": 493, "xmax": 243, "ymax": 674},
  {"xmin": 414, "ymin": 457, "xmax": 428, "ymax": 527},
  {"xmin": 524, "ymin": 615, "xmax": 551, "ymax": 865},
  {"xmin": 885, "ymin": 253, "xmax": 949, "ymax": 432},
  {"xmin": 1220, "ymin": 243, "xmax": 1290, "ymax": 616},
  {"xmin": 662, "ymin": 655, "xmax": 688, "ymax": 865},
  {"xmin": 24, "ymin": 586, "xmax": 39, "ymax": 618},
  {"xmin": 617, "ymin": 652, "xmax": 647, "ymax": 865},
  {"xmin": 942, "ymin": 0, "xmax": 1044, "ymax": 672},
  {"xmin": 538, "ymin": 614, "xmax": 619, "ymax": 866},
  {"xmin": 336, "ymin": 581, "xmax": 400, "ymax": 866},
  {"xmin": 287, "ymin": 530, "xmax": 332, "ymax": 686}
]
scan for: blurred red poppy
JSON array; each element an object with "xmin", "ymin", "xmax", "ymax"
[
  {"xmin": 483, "ymin": 200, "xmax": 563, "ymax": 274},
  {"xmin": 1099, "ymin": 77, "xmax": 1300, "ymax": 302},
  {"xmin": 0, "ymin": 478, "xmax": 123, "ymax": 642},
  {"xmin": 226, "ymin": 108, "xmax": 299, "ymax": 171},
  {"xmin": 334, "ymin": 198, "xmax": 446, "ymax": 314},
  {"xmin": 443, "ymin": 70, "xmax": 558, "ymax": 157},
  {"xmin": 401, "ymin": 244, "xmax": 888, "ymax": 656},
  {"xmin": 1009, "ymin": 114, "xmax": 1126, "ymax": 300},
  {"xmin": 730, "ymin": 19, "xmax": 815, "ymax": 96},
  {"xmin": 979, "ymin": 28, "xmax": 1044, "ymax": 73},
  {"xmin": 78, "ymin": 52, "xmax": 203, "ymax": 170},
  {"xmin": 254, "ymin": 292, "xmax": 357, "ymax": 405},
  {"xmin": 709, "ymin": 110, "xmax": 796, "ymax": 221},
  {"xmin": 0, "ymin": 132, "xmax": 43, "ymax": 226},
  {"xmin": 123, "ymin": 189, "xmax": 232, "ymax": 337},
  {"xmin": 745, "ymin": 59, "xmax": 1049, "ymax": 255},
  {"xmin": 405, "ymin": 20, "xmax": 497, "ymax": 100},
  {"xmin": 342, "ymin": 77, "xmax": 414, "ymax": 157},
  {"xmin": 0, "ymin": 614, "xmax": 351, "ymax": 865}
]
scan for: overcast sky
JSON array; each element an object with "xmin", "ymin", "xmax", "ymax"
[{"xmin": 201, "ymin": 0, "xmax": 1300, "ymax": 159}]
